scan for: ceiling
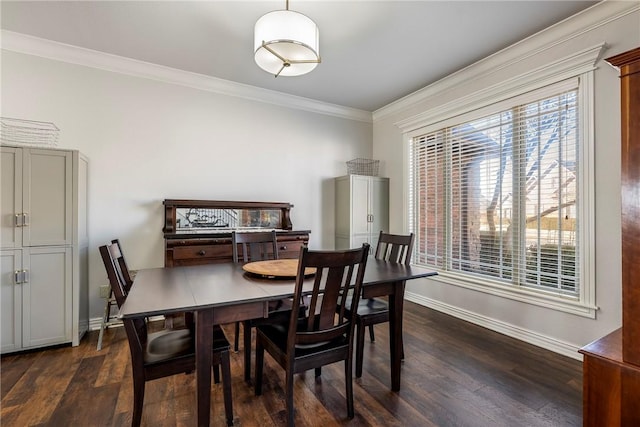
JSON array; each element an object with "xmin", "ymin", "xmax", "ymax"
[{"xmin": 1, "ymin": 1, "xmax": 599, "ymax": 112}]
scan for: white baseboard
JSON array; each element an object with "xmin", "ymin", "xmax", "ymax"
[{"xmin": 405, "ymin": 291, "xmax": 583, "ymax": 361}]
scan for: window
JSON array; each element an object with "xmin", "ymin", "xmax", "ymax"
[{"xmin": 407, "ymin": 77, "xmax": 595, "ymax": 316}]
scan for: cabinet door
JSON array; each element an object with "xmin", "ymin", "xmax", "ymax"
[
  {"xmin": 370, "ymin": 177, "xmax": 389, "ymax": 238},
  {"xmin": 1, "ymin": 147, "xmax": 23, "ymax": 249},
  {"xmin": 351, "ymin": 176, "xmax": 371, "ymax": 235},
  {"xmin": 23, "ymin": 149, "xmax": 72, "ymax": 246},
  {"xmin": 22, "ymin": 246, "xmax": 72, "ymax": 348},
  {"xmin": 1, "ymin": 249, "xmax": 23, "ymax": 352}
]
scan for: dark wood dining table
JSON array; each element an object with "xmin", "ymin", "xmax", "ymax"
[{"xmin": 119, "ymin": 258, "xmax": 437, "ymax": 427}]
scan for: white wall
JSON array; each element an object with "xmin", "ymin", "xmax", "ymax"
[
  {"xmin": 3, "ymin": 1, "xmax": 638, "ymax": 358},
  {"xmin": 1, "ymin": 50, "xmax": 372, "ymax": 319},
  {"xmin": 372, "ymin": 2, "xmax": 640, "ymax": 358}
]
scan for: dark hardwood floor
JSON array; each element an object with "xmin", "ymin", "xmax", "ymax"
[{"xmin": 1, "ymin": 302, "xmax": 582, "ymax": 426}]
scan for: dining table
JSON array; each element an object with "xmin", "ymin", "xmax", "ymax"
[{"xmin": 119, "ymin": 257, "xmax": 437, "ymax": 427}]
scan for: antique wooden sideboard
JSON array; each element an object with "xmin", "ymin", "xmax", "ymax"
[{"xmin": 163, "ymin": 199, "xmax": 310, "ymax": 267}]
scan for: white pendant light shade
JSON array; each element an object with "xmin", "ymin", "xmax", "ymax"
[{"xmin": 254, "ymin": 8, "xmax": 320, "ymax": 77}]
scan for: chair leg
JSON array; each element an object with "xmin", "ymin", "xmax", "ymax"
[
  {"xmin": 355, "ymin": 322, "xmax": 366, "ymax": 378},
  {"xmin": 132, "ymin": 375, "xmax": 145, "ymax": 427},
  {"xmin": 243, "ymin": 321, "xmax": 252, "ymax": 382},
  {"xmin": 219, "ymin": 350, "xmax": 234, "ymax": 426},
  {"xmin": 368, "ymin": 324, "xmax": 375, "ymax": 342},
  {"xmin": 234, "ymin": 321, "xmax": 240, "ymax": 352},
  {"xmin": 97, "ymin": 294, "xmax": 113, "ymax": 351},
  {"xmin": 97, "ymin": 325, "xmax": 105, "ymax": 352},
  {"xmin": 285, "ymin": 369, "xmax": 295, "ymax": 427},
  {"xmin": 254, "ymin": 337, "xmax": 264, "ymax": 396},
  {"xmin": 213, "ymin": 364, "xmax": 221, "ymax": 384},
  {"xmin": 97, "ymin": 312, "xmax": 108, "ymax": 351},
  {"xmin": 345, "ymin": 358, "xmax": 355, "ymax": 419}
]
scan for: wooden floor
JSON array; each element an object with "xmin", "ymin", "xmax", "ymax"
[{"xmin": 1, "ymin": 302, "xmax": 583, "ymax": 427}]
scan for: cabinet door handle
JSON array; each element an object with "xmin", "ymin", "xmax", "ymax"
[
  {"xmin": 15, "ymin": 214, "xmax": 23, "ymax": 227},
  {"xmin": 22, "ymin": 213, "xmax": 29, "ymax": 226},
  {"xmin": 198, "ymin": 250, "xmax": 206, "ymax": 256},
  {"xmin": 14, "ymin": 270, "xmax": 28, "ymax": 284},
  {"xmin": 280, "ymin": 245, "xmax": 287, "ymax": 251}
]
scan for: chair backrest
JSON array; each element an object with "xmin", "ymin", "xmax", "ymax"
[
  {"xmin": 375, "ymin": 231, "xmax": 415, "ymax": 266},
  {"xmin": 287, "ymin": 244, "xmax": 369, "ymax": 351},
  {"xmin": 232, "ymin": 231, "xmax": 278, "ymax": 263},
  {"xmin": 100, "ymin": 241, "xmax": 149, "ymax": 367},
  {"xmin": 111, "ymin": 239, "xmax": 134, "ymax": 292},
  {"xmin": 99, "ymin": 242, "xmax": 129, "ymax": 308}
]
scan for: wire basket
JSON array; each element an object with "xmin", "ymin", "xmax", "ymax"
[
  {"xmin": 0, "ymin": 117, "xmax": 59, "ymax": 147},
  {"xmin": 346, "ymin": 158, "xmax": 380, "ymax": 176}
]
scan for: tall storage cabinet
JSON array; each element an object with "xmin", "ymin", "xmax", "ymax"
[
  {"xmin": 335, "ymin": 175, "xmax": 389, "ymax": 252},
  {"xmin": 1, "ymin": 145, "xmax": 88, "ymax": 353}
]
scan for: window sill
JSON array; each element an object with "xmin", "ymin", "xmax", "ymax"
[{"xmin": 427, "ymin": 270, "xmax": 597, "ymax": 318}]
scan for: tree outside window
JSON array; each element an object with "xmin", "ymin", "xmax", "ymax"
[{"xmin": 410, "ymin": 89, "xmax": 579, "ymax": 296}]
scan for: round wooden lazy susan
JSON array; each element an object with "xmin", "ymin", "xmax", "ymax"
[{"xmin": 242, "ymin": 259, "xmax": 316, "ymax": 279}]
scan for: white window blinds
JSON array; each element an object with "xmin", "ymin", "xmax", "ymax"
[{"xmin": 409, "ymin": 86, "xmax": 579, "ymax": 296}]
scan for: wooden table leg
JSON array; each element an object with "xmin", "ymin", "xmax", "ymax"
[
  {"xmin": 196, "ymin": 308, "xmax": 214, "ymax": 427},
  {"xmin": 388, "ymin": 280, "xmax": 406, "ymax": 391}
]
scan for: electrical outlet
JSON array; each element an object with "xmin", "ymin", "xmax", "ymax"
[{"xmin": 99, "ymin": 284, "xmax": 111, "ymax": 299}]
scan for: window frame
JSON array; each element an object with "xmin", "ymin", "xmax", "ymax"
[{"xmin": 398, "ymin": 44, "xmax": 604, "ymax": 318}]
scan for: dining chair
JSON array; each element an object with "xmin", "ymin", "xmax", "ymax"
[
  {"xmin": 97, "ymin": 239, "xmax": 183, "ymax": 349},
  {"xmin": 349, "ymin": 231, "xmax": 414, "ymax": 377},
  {"xmin": 97, "ymin": 239, "xmax": 133, "ymax": 350},
  {"xmin": 122, "ymin": 318, "xmax": 232, "ymax": 427},
  {"xmin": 254, "ymin": 244, "xmax": 370, "ymax": 427},
  {"xmin": 99, "ymin": 243, "xmax": 234, "ymax": 427},
  {"xmin": 99, "ymin": 242, "xmax": 130, "ymax": 307},
  {"xmin": 232, "ymin": 230, "xmax": 302, "ymax": 382}
]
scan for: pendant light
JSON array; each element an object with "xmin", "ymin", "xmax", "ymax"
[{"xmin": 254, "ymin": 0, "xmax": 321, "ymax": 77}]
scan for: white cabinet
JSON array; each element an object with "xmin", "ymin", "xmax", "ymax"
[
  {"xmin": 335, "ymin": 175, "xmax": 389, "ymax": 253},
  {"xmin": 1, "ymin": 145, "xmax": 88, "ymax": 353},
  {"xmin": 1, "ymin": 247, "xmax": 73, "ymax": 352}
]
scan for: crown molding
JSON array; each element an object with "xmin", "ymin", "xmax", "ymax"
[
  {"xmin": 373, "ymin": 1, "xmax": 640, "ymax": 122},
  {"xmin": 395, "ymin": 42, "xmax": 606, "ymax": 132},
  {"xmin": 0, "ymin": 30, "xmax": 372, "ymax": 123}
]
